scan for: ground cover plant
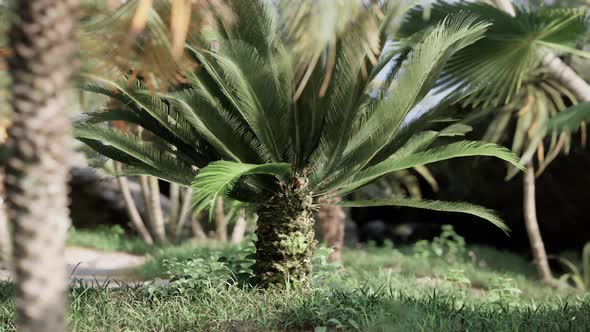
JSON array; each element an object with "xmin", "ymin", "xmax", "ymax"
[{"xmin": 3, "ymin": 227, "xmax": 590, "ymax": 331}]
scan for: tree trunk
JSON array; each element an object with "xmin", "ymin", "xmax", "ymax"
[
  {"xmin": 230, "ymin": 209, "xmax": 247, "ymax": 244},
  {"xmin": 5, "ymin": 0, "xmax": 79, "ymax": 330},
  {"xmin": 114, "ymin": 163, "xmax": 153, "ymax": 244},
  {"xmin": 0, "ymin": 170, "xmax": 11, "ymax": 268},
  {"xmin": 523, "ymin": 163, "xmax": 554, "ymax": 283},
  {"xmin": 254, "ymin": 189, "xmax": 317, "ymax": 287},
  {"xmin": 318, "ymin": 198, "xmax": 346, "ymax": 262},
  {"xmin": 215, "ymin": 197, "xmax": 227, "ymax": 242},
  {"xmin": 191, "ymin": 217, "xmax": 207, "ymax": 240},
  {"xmin": 169, "ymin": 183, "xmax": 180, "ymax": 225},
  {"xmin": 491, "ymin": 0, "xmax": 590, "ymax": 102},
  {"xmin": 175, "ymin": 187, "xmax": 200, "ymax": 240},
  {"xmin": 147, "ymin": 176, "xmax": 166, "ymax": 243}
]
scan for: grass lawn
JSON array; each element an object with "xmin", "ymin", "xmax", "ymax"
[{"xmin": 0, "ymin": 226, "xmax": 587, "ymax": 331}]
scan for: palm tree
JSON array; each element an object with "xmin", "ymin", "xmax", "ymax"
[
  {"xmin": 401, "ymin": 0, "xmax": 590, "ymax": 284},
  {"xmin": 75, "ymin": 1, "xmax": 521, "ymax": 287},
  {"xmin": 4, "ymin": 0, "xmax": 79, "ymax": 330}
]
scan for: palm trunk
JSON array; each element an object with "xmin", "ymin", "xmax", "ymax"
[
  {"xmin": 0, "ymin": 170, "xmax": 11, "ymax": 267},
  {"xmin": 5, "ymin": 0, "xmax": 79, "ymax": 330},
  {"xmin": 147, "ymin": 177, "xmax": 166, "ymax": 243},
  {"xmin": 114, "ymin": 163, "xmax": 153, "ymax": 244},
  {"xmin": 215, "ymin": 197, "xmax": 227, "ymax": 242},
  {"xmin": 318, "ymin": 198, "xmax": 346, "ymax": 262},
  {"xmin": 491, "ymin": 0, "xmax": 590, "ymax": 101},
  {"xmin": 169, "ymin": 183, "xmax": 180, "ymax": 225},
  {"xmin": 254, "ymin": 189, "xmax": 317, "ymax": 287},
  {"xmin": 230, "ymin": 209, "xmax": 247, "ymax": 244},
  {"xmin": 523, "ymin": 163, "xmax": 554, "ymax": 283},
  {"xmin": 175, "ymin": 187, "xmax": 199, "ymax": 240},
  {"xmin": 191, "ymin": 218, "xmax": 207, "ymax": 240}
]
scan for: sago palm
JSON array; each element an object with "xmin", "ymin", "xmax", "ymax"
[
  {"xmin": 401, "ymin": 0, "xmax": 590, "ymax": 283},
  {"xmin": 75, "ymin": 0, "xmax": 521, "ymax": 287}
]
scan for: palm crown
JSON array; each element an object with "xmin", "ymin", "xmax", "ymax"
[{"xmin": 75, "ymin": 0, "xmax": 521, "ymax": 285}]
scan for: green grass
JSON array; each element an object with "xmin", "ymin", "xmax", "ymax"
[{"xmin": 7, "ymin": 227, "xmax": 582, "ymax": 331}]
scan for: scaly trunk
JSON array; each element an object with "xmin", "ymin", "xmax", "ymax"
[
  {"xmin": 0, "ymin": 170, "xmax": 11, "ymax": 267},
  {"xmin": 254, "ymin": 189, "xmax": 317, "ymax": 287},
  {"xmin": 491, "ymin": 0, "xmax": 590, "ymax": 102},
  {"xmin": 318, "ymin": 198, "xmax": 346, "ymax": 262},
  {"xmin": 230, "ymin": 209, "xmax": 247, "ymax": 244},
  {"xmin": 523, "ymin": 163, "xmax": 554, "ymax": 283},
  {"xmin": 5, "ymin": 0, "xmax": 79, "ymax": 330},
  {"xmin": 114, "ymin": 163, "xmax": 153, "ymax": 244},
  {"xmin": 147, "ymin": 177, "xmax": 166, "ymax": 243},
  {"xmin": 215, "ymin": 197, "xmax": 227, "ymax": 242}
]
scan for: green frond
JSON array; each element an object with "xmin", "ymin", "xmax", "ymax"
[
  {"xmin": 332, "ymin": 140, "xmax": 522, "ymax": 196},
  {"xmin": 547, "ymin": 102, "xmax": 590, "ymax": 134},
  {"xmin": 190, "ymin": 161, "xmax": 293, "ymax": 218},
  {"xmin": 401, "ymin": 1, "xmax": 589, "ymax": 107},
  {"xmin": 337, "ymin": 198, "xmax": 509, "ymax": 233}
]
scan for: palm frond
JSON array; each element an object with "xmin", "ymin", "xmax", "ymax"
[
  {"xmin": 190, "ymin": 161, "xmax": 292, "ymax": 217},
  {"xmin": 547, "ymin": 101, "xmax": 590, "ymax": 133},
  {"xmin": 337, "ymin": 197, "xmax": 508, "ymax": 233}
]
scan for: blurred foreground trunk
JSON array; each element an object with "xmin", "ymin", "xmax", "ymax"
[
  {"xmin": 0, "ymin": 170, "xmax": 11, "ymax": 267},
  {"xmin": 318, "ymin": 197, "xmax": 346, "ymax": 262},
  {"xmin": 523, "ymin": 164, "xmax": 554, "ymax": 284},
  {"xmin": 215, "ymin": 197, "xmax": 227, "ymax": 242},
  {"xmin": 230, "ymin": 209, "xmax": 247, "ymax": 244},
  {"xmin": 4, "ymin": 0, "xmax": 79, "ymax": 330}
]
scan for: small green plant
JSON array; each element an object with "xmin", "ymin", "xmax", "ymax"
[
  {"xmin": 413, "ymin": 225, "xmax": 466, "ymax": 263},
  {"xmin": 488, "ymin": 277, "xmax": 522, "ymax": 306},
  {"xmin": 558, "ymin": 243, "xmax": 590, "ymax": 292},
  {"xmin": 444, "ymin": 268, "xmax": 471, "ymax": 288}
]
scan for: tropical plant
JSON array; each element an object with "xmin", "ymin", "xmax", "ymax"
[
  {"xmin": 75, "ymin": 0, "xmax": 522, "ymax": 287},
  {"xmin": 401, "ymin": 0, "xmax": 590, "ymax": 284},
  {"xmin": 557, "ymin": 242, "xmax": 590, "ymax": 292},
  {"xmin": 4, "ymin": 0, "xmax": 79, "ymax": 331}
]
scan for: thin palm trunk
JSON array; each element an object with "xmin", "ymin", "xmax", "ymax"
[
  {"xmin": 114, "ymin": 163, "xmax": 153, "ymax": 244},
  {"xmin": 5, "ymin": 0, "xmax": 79, "ymax": 330},
  {"xmin": 175, "ymin": 187, "xmax": 199, "ymax": 240},
  {"xmin": 523, "ymin": 163, "xmax": 554, "ymax": 283},
  {"xmin": 318, "ymin": 198, "xmax": 346, "ymax": 262},
  {"xmin": 215, "ymin": 197, "xmax": 228, "ymax": 242},
  {"xmin": 169, "ymin": 183, "xmax": 180, "ymax": 225},
  {"xmin": 230, "ymin": 209, "xmax": 247, "ymax": 244},
  {"xmin": 147, "ymin": 177, "xmax": 166, "ymax": 243},
  {"xmin": 492, "ymin": 0, "xmax": 590, "ymax": 101}
]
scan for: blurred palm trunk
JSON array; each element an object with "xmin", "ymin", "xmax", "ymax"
[
  {"xmin": 215, "ymin": 197, "xmax": 227, "ymax": 242},
  {"xmin": 523, "ymin": 163, "xmax": 554, "ymax": 283},
  {"xmin": 318, "ymin": 197, "xmax": 346, "ymax": 262},
  {"xmin": 140, "ymin": 176, "xmax": 167, "ymax": 243},
  {"xmin": 169, "ymin": 183, "xmax": 180, "ymax": 226},
  {"xmin": 114, "ymin": 163, "xmax": 153, "ymax": 244},
  {"xmin": 4, "ymin": 0, "xmax": 79, "ymax": 330},
  {"xmin": 230, "ymin": 209, "xmax": 247, "ymax": 244},
  {"xmin": 0, "ymin": 170, "xmax": 11, "ymax": 267}
]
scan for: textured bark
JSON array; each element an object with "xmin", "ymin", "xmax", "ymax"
[
  {"xmin": 0, "ymin": 170, "xmax": 11, "ymax": 267},
  {"xmin": 215, "ymin": 197, "xmax": 227, "ymax": 242},
  {"xmin": 254, "ymin": 189, "xmax": 317, "ymax": 287},
  {"xmin": 318, "ymin": 198, "xmax": 346, "ymax": 262},
  {"xmin": 4, "ymin": 0, "xmax": 79, "ymax": 330},
  {"xmin": 230, "ymin": 209, "xmax": 247, "ymax": 244},
  {"xmin": 114, "ymin": 163, "xmax": 153, "ymax": 244},
  {"xmin": 492, "ymin": 0, "xmax": 590, "ymax": 102},
  {"xmin": 523, "ymin": 164, "xmax": 554, "ymax": 283},
  {"xmin": 147, "ymin": 177, "xmax": 166, "ymax": 243}
]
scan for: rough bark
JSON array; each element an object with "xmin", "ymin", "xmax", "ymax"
[
  {"xmin": 147, "ymin": 177, "xmax": 166, "ymax": 243},
  {"xmin": 491, "ymin": 0, "xmax": 590, "ymax": 102},
  {"xmin": 523, "ymin": 163, "xmax": 554, "ymax": 283},
  {"xmin": 4, "ymin": 0, "xmax": 79, "ymax": 330},
  {"xmin": 254, "ymin": 189, "xmax": 317, "ymax": 287},
  {"xmin": 114, "ymin": 163, "xmax": 153, "ymax": 244},
  {"xmin": 230, "ymin": 209, "xmax": 247, "ymax": 244},
  {"xmin": 215, "ymin": 197, "xmax": 227, "ymax": 242},
  {"xmin": 0, "ymin": 170, "xmax": 11, "ymax": 267},
  {"xmin": 318, "ymin": 198, "xmax": 346, "ymax": 262}
]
